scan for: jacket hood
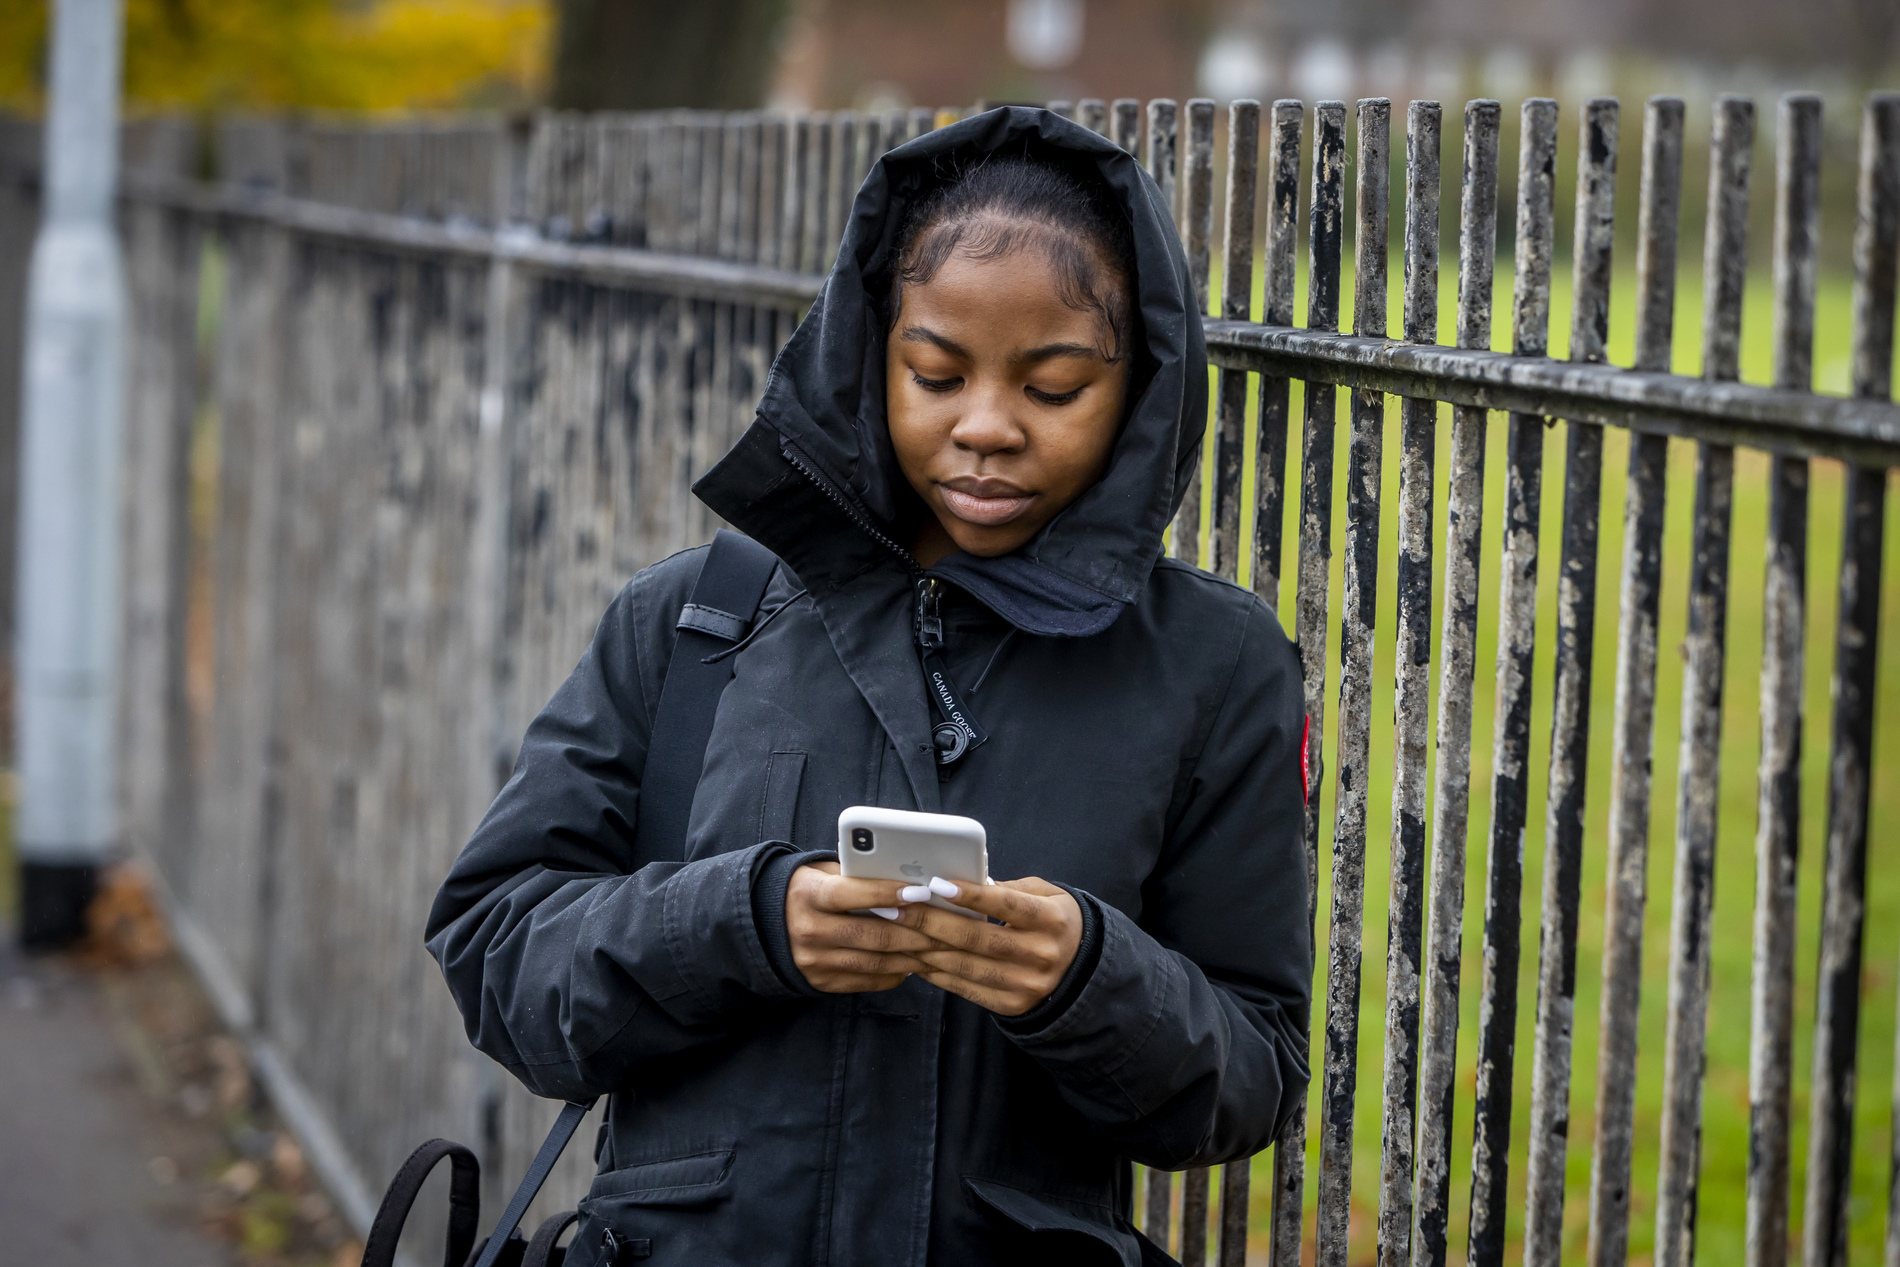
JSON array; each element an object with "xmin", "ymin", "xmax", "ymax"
[{"xmin": 692, "ymin": 104, "xmax": 1207, "ymax": 637}]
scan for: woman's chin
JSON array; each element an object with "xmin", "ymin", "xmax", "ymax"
[{"xmin": 942, "ymin": 521, "xmax": 1036, "ymax": 558}]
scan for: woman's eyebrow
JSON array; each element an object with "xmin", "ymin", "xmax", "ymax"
[{"xmin": 899, "ymin": 325, "xmax": 1101, "ymax": 365}]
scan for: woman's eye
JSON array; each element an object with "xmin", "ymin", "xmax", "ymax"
[
  {"xmin": 911, "ymin": 372, "xmax": 960, "ymax": 392},
  {"xmin": 1028, "ymin": 385, "xmax": 1085, "ymax": 406}
]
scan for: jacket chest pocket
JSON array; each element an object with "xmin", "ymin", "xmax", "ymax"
[
  {"xmin": 682, "ymin": 740, "xmax": 814, "ymax": 863},
  {"xmin": 756, "ymin": 750, "xmax": 807, "ymax": 844}
]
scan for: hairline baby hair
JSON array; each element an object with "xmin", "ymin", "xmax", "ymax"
[{"xmin": 882, "ymin": 148, "xmax": 1138, "ymax": 365}]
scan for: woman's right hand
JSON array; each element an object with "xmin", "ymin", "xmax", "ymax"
[{"xmin": 785, "ymin": 861, "xmax": 936, "ymax": 992}]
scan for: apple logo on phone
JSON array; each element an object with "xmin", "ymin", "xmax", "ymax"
[{"xmin": 901, "ymin": 863, "xmax": 926, "ymax": 878}]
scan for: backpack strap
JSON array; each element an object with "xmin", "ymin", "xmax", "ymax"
[
  {"xmin": 369, "ymin": 534, "xmax": 783, "ymax": 1267},
  {"xmin": 630, "ymin": 527, "xmax": 781, "ymax": 861},
  {"xmin": 523, "ymin": 1210, "xmax": 582, "ymax": 1267},
  {"xmin": 456, "ymin": 530, "xmax": 780, "ymax": 1267},
  {"xmin": 360, "ymin": 1138, "xmax": 481, "ymax": 1267},
  {"xmin": 468, "ymin": 1099, "xmax": 594, "ymax": 1267}
]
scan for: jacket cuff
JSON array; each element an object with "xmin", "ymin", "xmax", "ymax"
[
  {"xmin": 995, "ymin": 883, "xmax": 1103, "ymax": 1033},
  {"xmin": 749, "ymin": 844, "xmax": 837, "ymax": 997},
  {"xmin": 993, "ymin": 898, "xmax": 1187, "ymax": 1114}
]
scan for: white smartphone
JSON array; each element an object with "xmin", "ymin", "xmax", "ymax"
[{"xmin": 836, "ymin": 805, "xmax": 990, "ymax": 920}]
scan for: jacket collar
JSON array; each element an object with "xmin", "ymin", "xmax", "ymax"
[{"xmin": 693, "ymin": 105, "xmax": 1207, "ymax": 638}]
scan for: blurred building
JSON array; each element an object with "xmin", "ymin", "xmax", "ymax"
[
  {"xmin": 761, "ymin": 0, "xmax": 1896, "ymax": 112},
  {"xmin": 768, "ymin": 0, "xmax": 1217, "ymax": 111}
]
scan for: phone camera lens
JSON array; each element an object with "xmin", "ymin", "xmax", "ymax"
[{"xmin": 849, "ymin": 828, "xmax": 874, "ymax": 853}]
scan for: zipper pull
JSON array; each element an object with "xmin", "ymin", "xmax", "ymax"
[{"xmin": 914, "ymin": 575, "xmax": 944, "ymax": 651}]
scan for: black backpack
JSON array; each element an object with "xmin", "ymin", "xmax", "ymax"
[{"xmin": 360, "ymin": 529, "xmax": 782, "ymax": 1267}]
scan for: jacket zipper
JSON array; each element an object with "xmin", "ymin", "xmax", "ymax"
[
  {"xmin": 915, "ymin": 576, "xmax": 944, "ymax": 651},
  {"xmin": 778, "ymin": 441, "xmax": 923, "ymax": 575},
  {"xmin": 781, "ymin": 441, "xmax": 987, "ymax": 771},
  {"xmin": 778, "ymin": 441, "xmax": 939, "ymax": 651}
]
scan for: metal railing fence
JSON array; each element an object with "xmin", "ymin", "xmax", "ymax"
[{"xmin": 7, "ymin": 92, "xmax": 1897, "ymax": 1265}]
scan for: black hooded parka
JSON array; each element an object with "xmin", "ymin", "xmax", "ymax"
[{"xmin": 425, "ymin": 106, "xmax": 1313, "ymax": 1267}]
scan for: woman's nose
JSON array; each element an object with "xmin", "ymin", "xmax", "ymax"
[{"xmin": 948, "ymin": 384, "xmax": 1027, "ymax": 454}]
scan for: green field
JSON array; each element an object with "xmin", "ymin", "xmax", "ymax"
[{"xmin": 1169, "ymin": 252, "xmax": 1900, "ymax": 1264}]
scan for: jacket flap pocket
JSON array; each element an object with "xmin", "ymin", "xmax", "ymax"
[
  {"xmin": 963, "ymin": 1177, "xmax": 1147, "ymax": 1267},
  {"xmin": 584, "ymin": 1146, "xmax": 736, "ymax": 1207},
  {"xmin": 758, "ymin": 750, "xmax": 807, "ymax": 843}
]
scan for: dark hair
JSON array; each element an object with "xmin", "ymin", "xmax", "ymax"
[{"xmin": 881, "ymin": 152, "xmax": 1138, "ymax": 364}]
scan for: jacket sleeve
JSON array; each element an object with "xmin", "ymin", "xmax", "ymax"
[
  {"xmin": 995, "ymin": 597, "xmax": 1313, "ymax": 1169},
  {"xmin": 423, "ymin": 556, "xmax": 821, "ymax": 1103}
]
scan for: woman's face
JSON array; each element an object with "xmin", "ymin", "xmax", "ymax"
[{"xmin": 885, "ymin": 241, "xmax": 1131, "ymax": 568}]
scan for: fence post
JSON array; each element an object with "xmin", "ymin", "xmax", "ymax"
[
  {"xmin": 1468, "ymin": 95, "xmax": 1558, "ymax": 1267},
  {"xmin": 1171, "ymin": 99, "xmax": 1215, "ymax": 569},
  {"xmin": 1208, "ymin": 99, "xmax": 1257, "ymax": 584},
  {"xmin": 1587, "ymin": 93, "xmax": 1685, "ymax": 1267},
  {"xmin": 1316, "ymin": 94, "xmax": 1390, "ymax": 1267},
  {"xmin": 118, "ymin": 115, "xmax": 202, "ymax": 934},
  {"xmin": 1746, "ymin": 91, "xmax": 1822, "ymax": 1267},
  {"xmin": 1523, "ymin": 94, "xmax": 1618, "ymax": 1267},
  {"xmin": 1269, "ymin": 95, "xmax": 1345, "ymax": 1267},
  {"xmin": 1250, "ymin": 100, "xmax": 1301, "ymax": 609},
  {"xmin": 1656, "ymin": 94, "xmax": 1754, "ymax": 1267},
  {"xmin": 1807, "ymin": 91, "xmax": 1900, "ymax": 1267},
  {"xmin": 1376, "ymin": 95, "xmax": 1440, "ymax": 1267},
  {"xmin": 465, "ymin": 110, "xmax": 534, "ymax": 1185},
  {"xmin": 1411, "ymin": 95, "xmax": 1499, "ymax": 1267}
]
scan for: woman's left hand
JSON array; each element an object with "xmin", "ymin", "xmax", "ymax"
[{"xmin": 882, "ymin": 876, "xmax": 1083, "ymax": 1017}]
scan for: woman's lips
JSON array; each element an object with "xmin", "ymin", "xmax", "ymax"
[{"xmin": 939, "ymin": 483, "xmax": 1035, "ymax": 527}]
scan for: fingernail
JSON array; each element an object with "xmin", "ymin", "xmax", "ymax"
[
  {"xmin": 899, "ymin": 885, "xmax": 933, "ymax": 903},
  {"xmin": 928, "ymin": 876, "xmax": 960, "ymax": 899},
  {"xmin": 869, "ymin": 907, "xmax": 901, "ymax": 920}
]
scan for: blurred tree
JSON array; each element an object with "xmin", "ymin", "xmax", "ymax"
[
  {"xmin": 0, "ymin": 0, "xmax": 549, "ymax": 113},
  {"xmin": 550, "ymin": 0, "xmax": 789, "ymax": 109}
]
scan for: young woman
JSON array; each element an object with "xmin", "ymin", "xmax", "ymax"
[{"xmin": 426, "ymin": 105, "xmax": 1312, "ymax": 1267}]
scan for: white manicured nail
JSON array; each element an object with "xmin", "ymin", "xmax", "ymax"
[
  {"xmin": 928, "ymin": 876, "xmax": 960, "ymax": 899},
  {"xmin": 899, "ymin": 885, "xmax": 933, "ymax": 903},
  {"xmin": 868, "ymin": 907, "xmax": 901, "ymax": 920}
]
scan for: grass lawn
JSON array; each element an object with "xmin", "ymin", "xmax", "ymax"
[{"xmin": 1156, "ymin": 251, "xmax": 1900, "ymax": 1264}]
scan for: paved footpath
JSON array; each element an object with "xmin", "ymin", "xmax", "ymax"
[{"xmin": 0, "ymin": 935, "xmax": 238, "ymax": 1267}]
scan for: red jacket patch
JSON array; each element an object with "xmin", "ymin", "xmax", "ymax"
[{"xmin": 1300, "ymin": 713, "xmax": 1311, "ymax": 802}]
